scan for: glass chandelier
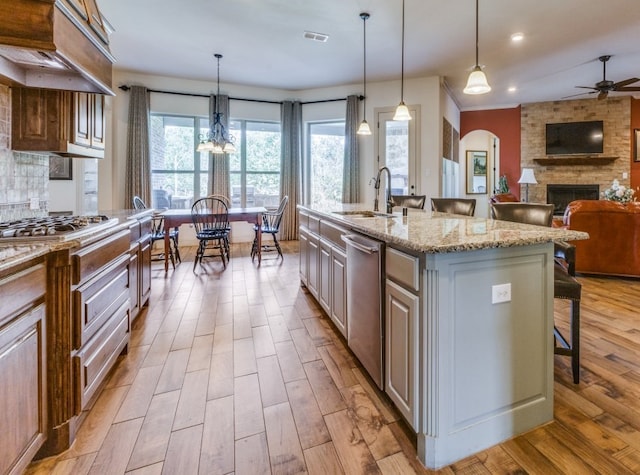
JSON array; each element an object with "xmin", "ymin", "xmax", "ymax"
[{"xmin": 197, "ymin": 53, "xmax": 236, "ymax": 154}]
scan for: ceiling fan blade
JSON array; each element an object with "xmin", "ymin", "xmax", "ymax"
[
  {"xmin": 613, "ymin": 78, "xmax": 640, "ymax": 89},
  {"xmin": 597, "ymin": 91, "xmax": 608, "ymax": 100},
  {"xmin": 562, "ymin": 91, "xmax": 597, "ymax": 99},
  {"xmin": 615, "ymin": 86, "xmax": 640, "ymax": 92},
  {"xmin": 575, "ymin": 86, "xmax": 598, "ymax": 90}
]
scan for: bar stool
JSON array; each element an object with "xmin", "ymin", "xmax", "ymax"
[{"xmin": 553, "ymin": 264, "xmax": 581, "ymax": 384}]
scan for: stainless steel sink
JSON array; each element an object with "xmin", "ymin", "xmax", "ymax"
[{"xmin": 332, "ymin": 210, "xmax": 393, "ymax": 218}]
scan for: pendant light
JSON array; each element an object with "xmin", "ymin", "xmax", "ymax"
[
  {"xmin": 393, "ymin": 0, "xmax": 411, "ymax": 121},
  {"xmin": 357, "ymin": 12, "xmax": 372, "ymax": 135},
  {"xmin": 196, "ymin": 53, "xmax": 237, "ymax": 154},
  {"xmin": 463, "ymin": 0, "xmax": 491, "ymax": 95}
]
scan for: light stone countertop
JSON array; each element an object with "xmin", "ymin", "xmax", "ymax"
[
  {"xmin": 0, "ymin": 243, "xmax": 50, "ymax": 274},
  {"xmin": 299, "ymin": 203, "xmax": 589, "ymax": 254},
  {"xmin": 0, "ymin": 209, "xmax": 154, "ymax": 274}
]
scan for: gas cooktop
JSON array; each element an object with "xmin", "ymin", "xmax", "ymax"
[{"xmin": 0, "ymin": 215, "xmax": 118, "ymax": 240}]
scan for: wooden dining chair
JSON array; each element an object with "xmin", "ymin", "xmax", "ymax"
[
  {"xmin": 132, "ymin": 196, "xmax": 181, "ymax": 268},
  {"xmin": 191, "ymin": 196, "xmax": 231, "ymax": 270}
]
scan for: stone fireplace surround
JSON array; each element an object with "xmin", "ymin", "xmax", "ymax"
[{"xmin": 520, "ymin": 97, "xmax": 631, "ymax": 206}]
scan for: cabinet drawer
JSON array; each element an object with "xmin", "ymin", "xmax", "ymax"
[
  {"xmin": 71, "ymin": 229, "xmax": 130, "ymax": 284},
  {"xmin": 139, "ymin": 215, "xmax": 152, "ymax": 239},
  {"xmin": 0, "ymin": 263, "xmax": 46, "ymax": 325},
  {"xmin": 74, "ymin": 302, "xmax": 129, "ymax": 410},
  {"xmin": 320, "ymin": 220, "xmax": 347, "ymax": 250},
  {"xmin": 386, "ymin": 248, "xmax": 420, "ymax": 292},
  {"xmin": 309, "ymin": 214, "xmax": 321, "ymax": 234},
  {"xmin": 299, "ymin": 211, "xmax": 309, "ymax": 229},
  {"xmin": 73, "ymin": 254, "xmax": 129, "ymax": 349},
  {"xmin": 128, "ymin": 219, "xmax": 141, "ymax": 243}
]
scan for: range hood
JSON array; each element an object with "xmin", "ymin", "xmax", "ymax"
[{"xmin": 0, "ymin": 0, "xmax": 114, "ymax": 95}]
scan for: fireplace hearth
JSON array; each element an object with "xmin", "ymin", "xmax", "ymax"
[{"xmin": 547, "ymin": 184, "xmax": 599, "ymax": 215}]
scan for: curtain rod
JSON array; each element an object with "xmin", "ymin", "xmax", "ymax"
[{"xmin": 118, "ymin": 85, "xmax": 362, "ymax": 105}]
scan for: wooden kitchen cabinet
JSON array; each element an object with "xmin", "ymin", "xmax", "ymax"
[
  {"xmin": 0, "ymin": 260, "xmax": 47, "ymax": 475},
  {"xmin": 11, "ymin": 86, "xmax": 105, "ymax": 158},
  {"xmin": 307, "ymin": 232, "xmax": 320, "ymax": 299}
]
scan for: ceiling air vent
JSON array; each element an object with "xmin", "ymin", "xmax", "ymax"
[{"xmin": 303, "ymin": 31, "xmax": 329, "ymax": 43}]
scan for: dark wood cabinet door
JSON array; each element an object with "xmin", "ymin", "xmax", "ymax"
[
  {"xmin": 91, "ymin": 94, "xmax": 105, "ymax": 150},
  {"xmin": 11, "ymin": 87, "xmax": 70, "ymax": 151},
  {"xmin": 74, "ymin": 92, "xmax": 91, "ymax": 148}
]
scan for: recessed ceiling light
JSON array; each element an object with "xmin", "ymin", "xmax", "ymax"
[
  {"xmin": 510, "ymin": 32, "xmax": 524, "ymax": 42},
  {"xmin": 303, "ymin": 31, "xmax": 329, "ymax": 42},
  {"xmin": 508, "ymin": 86, "xmax": 517, "ymax": 93}
]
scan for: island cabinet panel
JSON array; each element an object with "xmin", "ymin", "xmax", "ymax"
[
  {"xmin": 298, "ymin": 228, "xmax": 309, "ymax": 286},
  {"xmin": 329, "ymin": 246, "xmax": 347, "ymax": 338},
  {"xmin": 139, "ymin": 234, "xmax": 151, "ymax": 308},
  {"xmin": 419, "ymin": 244, "xmax": 554, "ymax": 469},
  {"xmin": 319, "ymin": 239, "xmax": 332, "ymax": 313},
  {"xmin": 307, "ymin": 232, "xmax": 320, "ymax": 299},
  {"xmin": 385, "ymin": 279, "xmax": 419, "ymax": 430},
  {"xmin": 0, "ymin": 259, "xmax": 47, "ymax": 475}
]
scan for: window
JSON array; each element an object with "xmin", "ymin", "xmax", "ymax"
[
  {"xmin": 229, "ymin": 120, "xmax": 281, "ymax": 208},
  {"xmin": 308, "ymin": 121, "xmax": 345, "ymax": 206},
  {"xmin": 150, "ymin": 114, "xmax": 209, "ymax": 209}
]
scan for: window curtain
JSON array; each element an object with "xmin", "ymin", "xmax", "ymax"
[
  {"xmin": 342, "ymin": 94, "xmax": 360, "ymax": 203},
  {"xmin": 125, "ymin": 85, "xmax": 151, "ymax": 208},
  {"xmin": 280, "ymin": 100, "xmax": 302, "ymax": 240},
  {"xmin": 207, "ymin": 94, "xmax": 231, "ymax": 199}
]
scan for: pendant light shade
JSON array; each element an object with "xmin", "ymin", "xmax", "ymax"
[
  {"xmin": 196, "ymin": 53, "xmax": 236, "ymax": 154},
  {"xmin": 463, "ymin": 0, "xmax": 491, "ymax": 95},
  {"xmin": 357, "ymin": 12, "xmax": 372, "ymax": 136},
  {"xmin": 394, "ymin": 0, "xmax": 411, "ymax": 121}
]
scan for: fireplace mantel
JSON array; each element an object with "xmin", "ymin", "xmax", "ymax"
[{"xmin": 533, "ymin": 156, "xmax": 618, "ymax": 166}]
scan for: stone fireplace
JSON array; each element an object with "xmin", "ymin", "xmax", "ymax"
[
  {"xmin": 520, "ymin": 97, "xmax": 631, "ymax": 206},
  {"xmin": 547, "ymin": 184, "xmax": 599, "ymax": 215}
]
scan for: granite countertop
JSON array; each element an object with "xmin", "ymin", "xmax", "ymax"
[
  {"xmin": 0, "ymin": 243, "xmax": 50, "ymax": 274},
  {"xmin": 0, "ymin": 209, "xmax": 154, "ymax": 272},
  {"xmin": 299, "ymin": 203, "xmax": 589, "ymax": 254}
]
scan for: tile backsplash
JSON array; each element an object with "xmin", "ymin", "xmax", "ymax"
[{"xmin": 0, "ymin": 84, "xmax": 49, "ymax": 221}]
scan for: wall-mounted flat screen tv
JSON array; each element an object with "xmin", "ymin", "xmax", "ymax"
[{"xmin": 545, "ymin": 120, "xmax": 604, "ymax": 155}]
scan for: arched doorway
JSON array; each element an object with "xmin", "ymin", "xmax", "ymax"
[{"xmin": 459, "ymin": 129, "xmax": 500, "ymax": 218}]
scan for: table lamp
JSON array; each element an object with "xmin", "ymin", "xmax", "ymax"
[{"xmin": 518, "ymin": 168, "xmax": 537, "ymax": 202}]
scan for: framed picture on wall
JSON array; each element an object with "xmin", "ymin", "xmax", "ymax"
[
  {"xmin": 49, "ymin": 156, "xmax": 73, "ymax": 180},
  {"xmin": 635, "ymin": 129, "xmax": 640, "ymax": 162}
]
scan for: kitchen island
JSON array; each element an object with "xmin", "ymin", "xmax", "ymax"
[{"xmin": 298, "ymin": 204, "xmax": 588, "ymax": 469}]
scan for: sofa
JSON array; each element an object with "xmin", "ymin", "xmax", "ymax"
[{"xmin": 564, "ymin": 200, "xmax": 640, "ymax": 277}]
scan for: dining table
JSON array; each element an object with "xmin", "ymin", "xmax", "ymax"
[{"xmin": 159, "ymin": 206, "xmax": 267, "ymax": 272}]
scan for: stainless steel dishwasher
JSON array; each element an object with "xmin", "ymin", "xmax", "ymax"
[{"xmin": 341, "ymin": 233, "xmax": 385, "ymax": 389}]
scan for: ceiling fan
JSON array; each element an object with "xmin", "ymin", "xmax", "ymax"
[{"xmin": 567, "ymin": 55, "xmax": 640, "ymax": 100}]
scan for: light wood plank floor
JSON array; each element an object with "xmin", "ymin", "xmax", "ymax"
[{"xmin": 26, "ymin": 242, "xmax": 640, "ymax": 474}]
